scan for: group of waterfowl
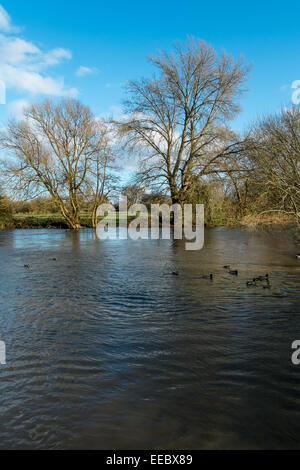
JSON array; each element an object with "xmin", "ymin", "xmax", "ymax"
[
  {"xmin": 170, "ymin": 264, "xmax": 273, "ymax": 289},
  {"xmin": 169, "ymin": 253, "xmax": 300, "ymax": 287},
  {"xmin": 246, "ymin": 273, "xmax": 270, "ymax": 289},
  {"xmin": 198, "ymin": 266, "xmax": 238, "ymax": 281},
  {"xmin": 224, "ymin": 266, "xmax": 270, "ymax": 287},
  {"xmin": 24, "ymin": 253, "xmax": 299, "ymax": 280}
]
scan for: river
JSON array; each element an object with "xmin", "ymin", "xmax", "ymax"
[{"xmin": 0, "ymin": 227, "xmax": 299, "ymax": 449}]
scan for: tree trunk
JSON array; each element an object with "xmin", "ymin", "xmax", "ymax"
[
  {"xmin": 70, "ymin": 212, "xmax": 81, "ymax": 230},
  {"xmin": 56, "ymin": 201, "xmax": 81, "ymax": 229},
  {"xmin": 92, "ymin": 206, "xmax": 97, "ymax": 229}
]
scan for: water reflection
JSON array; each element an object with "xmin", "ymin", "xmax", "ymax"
[{"xmin": 0, "ymin": 227, "xmax": 299, "ymax": 449}]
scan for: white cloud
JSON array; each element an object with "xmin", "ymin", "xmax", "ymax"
[
  {"xmin": 110, "ymin": 105, "xmax": 122, "ymax": 114},
  {"xmin": 0, "ymin": 6, "xmax": 77, "ymax": 98},
  {"xmin": 43, "ymin": 48, "xmax": 72, "ymax": 66},
  {"xmin": 0, "ymin": 4, "xmax": 19, "ymax": 33},
  {"xmin": 0, "ymin": 35, "xmax": 40, "ymax": 66},
  {"xmin": 76, "ymin": 66, "xmax": 98, "ymax": 77},
  {"xmin": 0, "ymin": 65, "xmax": 77, "ymax": 96},
  {"xmin": 7, "ymin": 98, "xmax": 30, "ymax": 119}
]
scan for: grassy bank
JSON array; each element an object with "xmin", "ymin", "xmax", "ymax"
[
  {"xmin": 239, "ymin": 213, "xmax": 295, "ymax": 226},
  {"xmin": 13, "ymin": 213, "xmax": 91, "ymax": 229},
  {"xmin": 11, "ymin": 213, "xmax": 138, "ymax": 229},
  {"xmin": 0, "ymin": 211, "xmax": 296, "ymax": 230}
]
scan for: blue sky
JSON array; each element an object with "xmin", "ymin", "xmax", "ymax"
[{"xmin": 0, "ymin": 1, "xmax": 299, "ymax": 133}]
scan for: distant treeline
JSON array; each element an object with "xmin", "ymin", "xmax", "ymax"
[{"xmin": 0, "ymin": 191, "xmax": 295, "ymax": 230}]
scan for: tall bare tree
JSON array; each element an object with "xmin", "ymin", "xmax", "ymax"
[
  {"xmin": 117, "ymin": 37, "xmax": 249, "ymax": 204},
  {"xmin": 87, "ymin": 121, "xmax": 116, "ymax": 228},
  {"xmin": 247, "ymin": 107, "xmax": 300, "ymax": 221},
  {"xmin": 0, "ymin": 99, "xmax": 114, "ymax": 229}
]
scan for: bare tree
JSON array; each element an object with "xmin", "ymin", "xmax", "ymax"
[
  {"xmin": 122, "ymin": 184, "xmax": 146, "ymax": 206},
  {"xmin": 217, "ymin": 145, "xmax": 255, "ymax": 218},
  {"xmin": 87, "ymin": 121, "xmax": 117, "ymax": 228},
  {"xmin": 117, "ymin": 37, "xmax": 249, "ymax": 204},
  {"xmin": 248, "ymin": 107, "xmax": 300, "ymax": 222},
  {"xmin": 0, "ymin": 99, "xmax": 113, "ymax": 229}
]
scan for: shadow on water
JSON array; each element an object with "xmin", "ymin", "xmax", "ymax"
[{"xmin": 0, "ymin": 227, "xmax": 299, "ymax": 449}]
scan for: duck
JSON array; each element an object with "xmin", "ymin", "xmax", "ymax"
[
  {"xmin": 223, "ymin": 265, "xmax": 231, "ymax": 270},
  {"xmin": 201, "ymin": 273, "xmax": 213, "ymax": 280},
  {"xmin": 24, "ymin": 264, "xmax": 30, "ymax": 269},
  {"xmin": 246, "ymin": 279, "xmax": 257, "ymax": 286},
  {"xmin": 296, "ymin": 255, "xmax": 300, "ymax": 259},
  {"xmin": 52, "ymin": 258, "xmax": 57, "ymax": 261},
  {"xmin": 229, "ymin": 270, "xmax": 238, "ymax": 275},
  {"xmin": 165, "ymin": 262, "xmax": 179, "ymax": 276},
  {"xmin": 254, "ymin": 274, "xmax": 269, "ymax": 282}
]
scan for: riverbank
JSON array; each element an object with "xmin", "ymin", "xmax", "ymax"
[
  {"xmin": 0, "ymin": 212, "xmax": 297, "ymax": 230},
  {"xmin": 12, "ymin": 214, "xmax": 90, "ymax": 229},
  {"xmin": 6, "ymin": 213, "xmax": 138, "ymax": 229}
]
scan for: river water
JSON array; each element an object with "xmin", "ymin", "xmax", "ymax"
[{"xmin": 0, "ymin": 227, "xmax": 299, "ymax": 449}]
